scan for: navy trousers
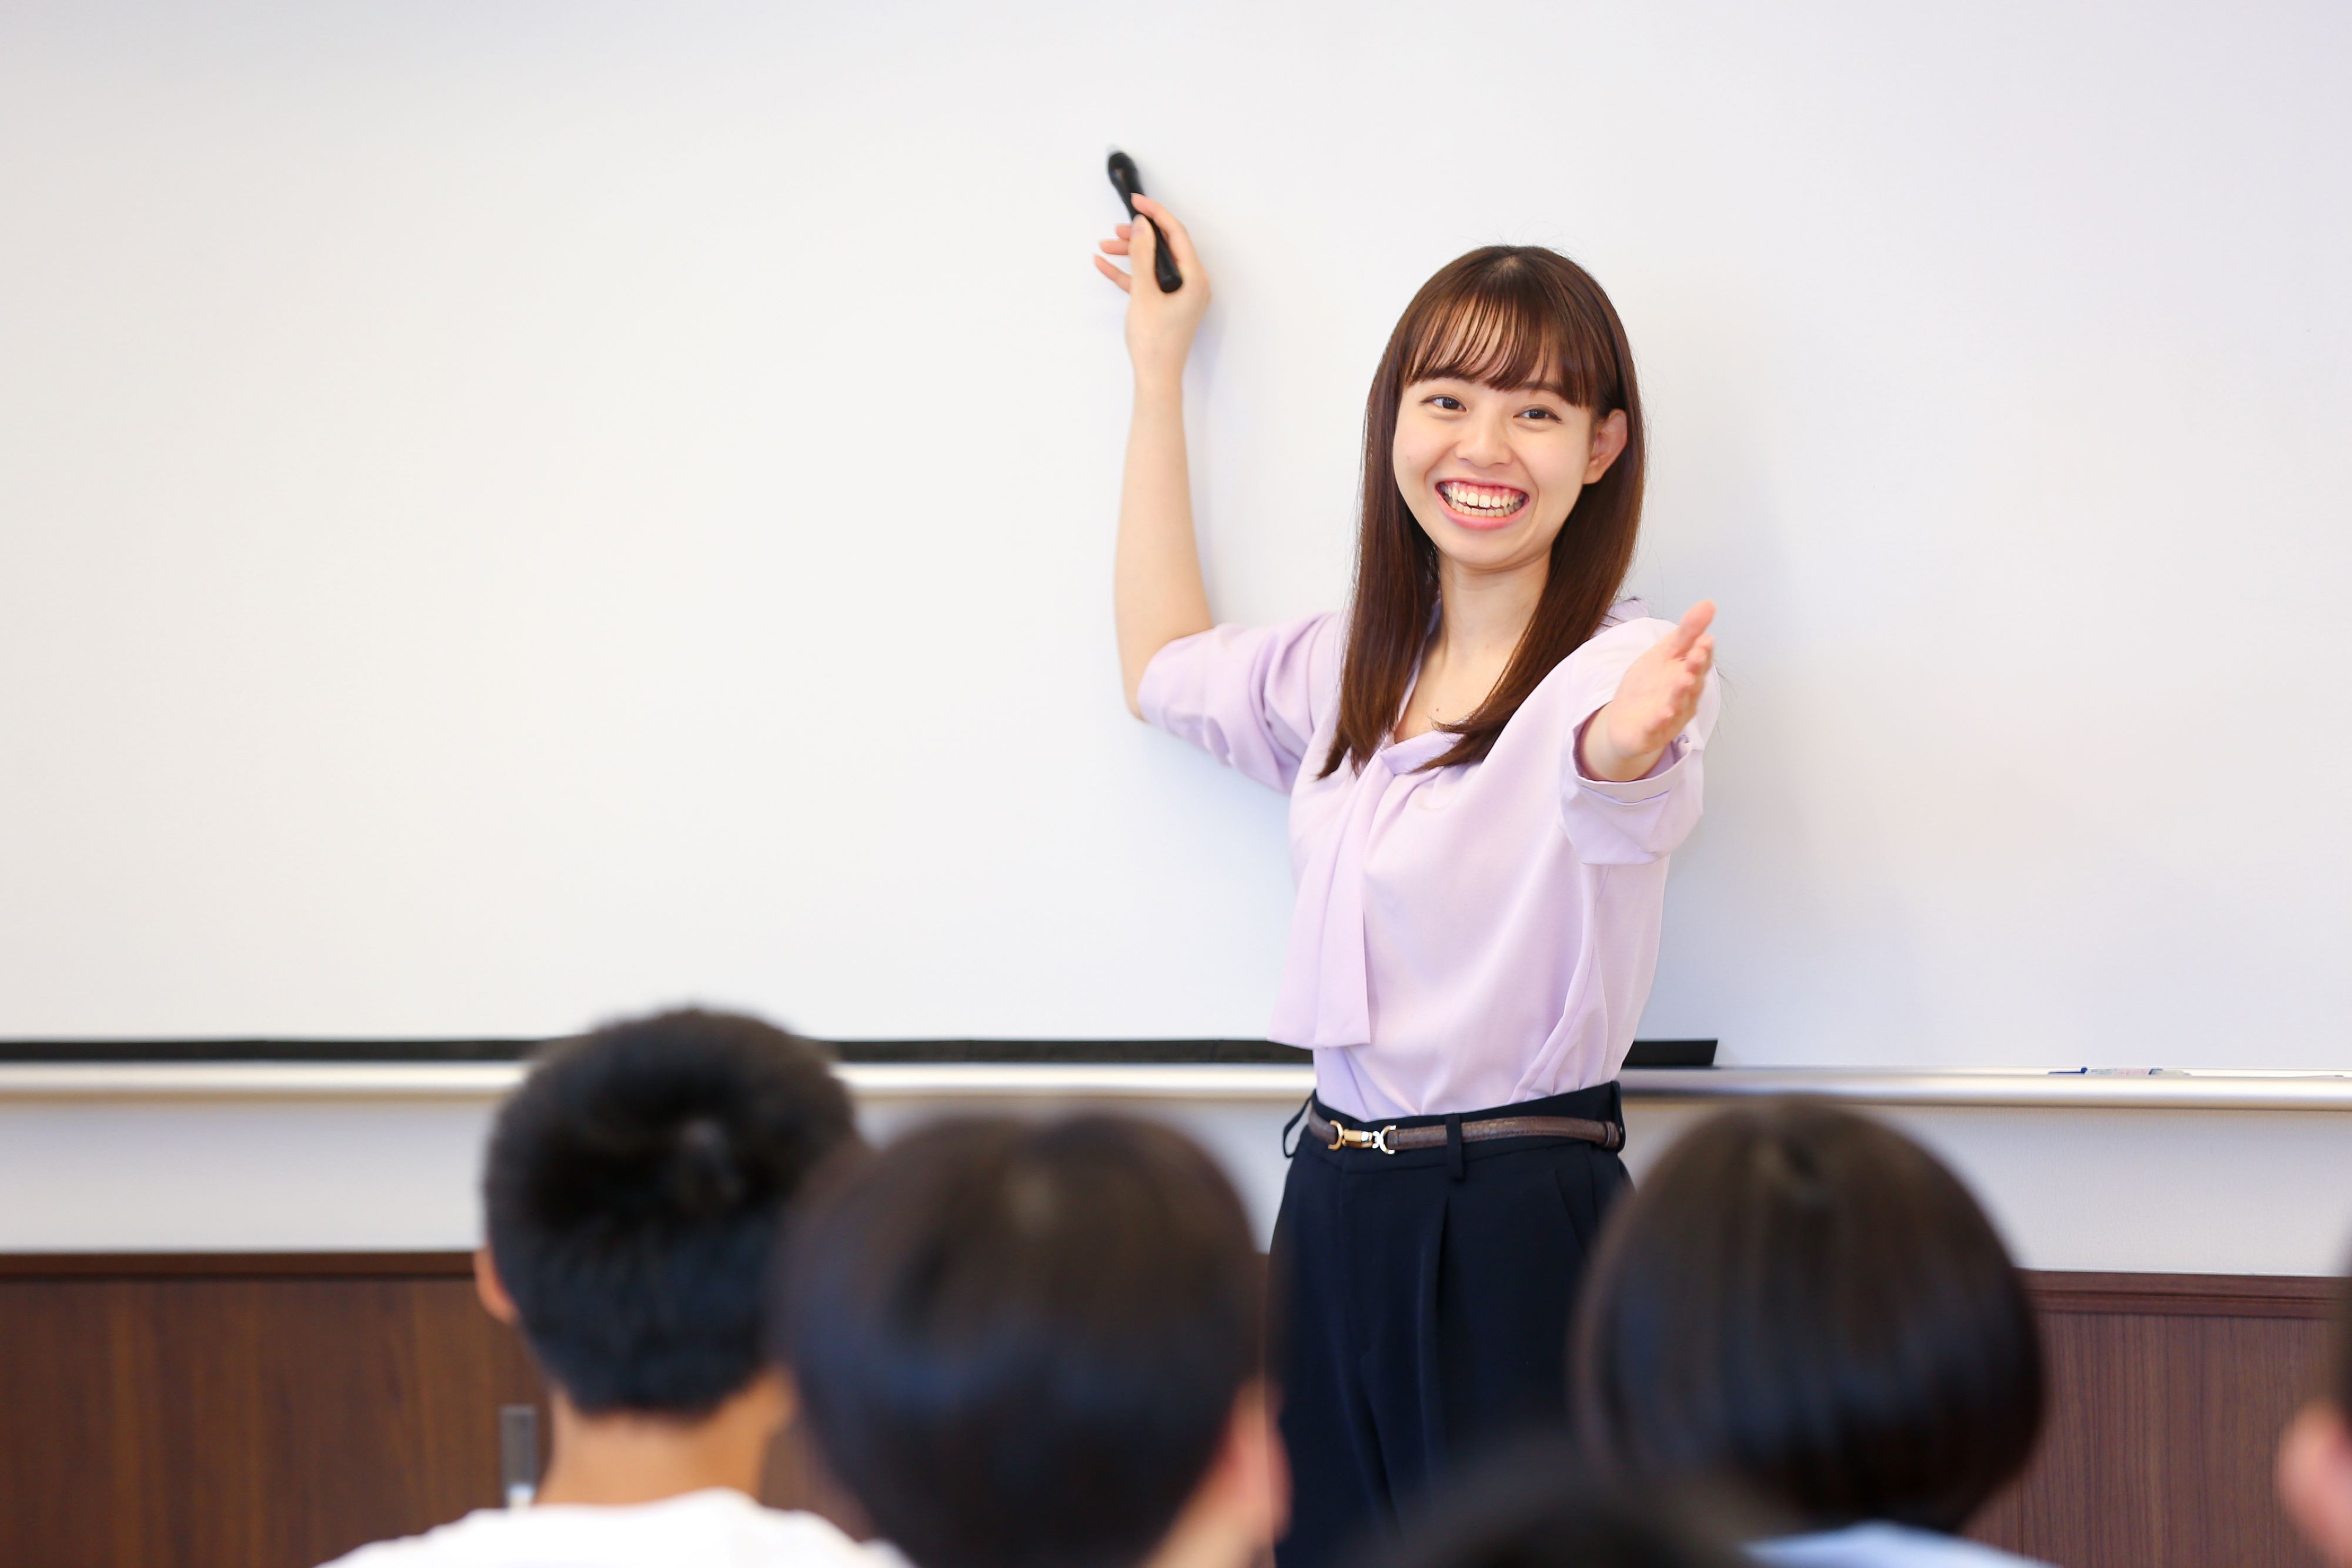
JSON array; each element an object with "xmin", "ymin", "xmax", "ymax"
[{"xmin": 1269, "ymin": 1082, "xmax": 1631, "ymax": 1568}]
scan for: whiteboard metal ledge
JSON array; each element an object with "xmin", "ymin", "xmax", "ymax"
[
  {"xmin": 8, "ymin": 1064, "xmax": 2352, "ymax": 1270},
  {"xmin": 1620, "ymin": 1067, "xmax": 2352, "ymax": 1112},
  {"xmin": 6, "ymin": 1061, "xmax": 2352, "ymax": 1111}
]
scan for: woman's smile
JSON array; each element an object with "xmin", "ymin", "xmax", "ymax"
[{"xmin": 1435, "ymin": 479, "xmax": 1531, "ymax": 530}]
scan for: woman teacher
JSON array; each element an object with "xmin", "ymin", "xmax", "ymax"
[{"xmin": 1094, "ymin": 200, "xmax": 1720, "ymax": 1566}]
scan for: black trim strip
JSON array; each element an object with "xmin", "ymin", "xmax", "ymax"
[{"xmin": 0, "ymin": 1037, "xmax": 1715, "ymax": 1068}]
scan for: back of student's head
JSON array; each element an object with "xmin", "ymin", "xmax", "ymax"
[
  {"xmin": 1571, "ymin": 1100, "xmax": 2042, "ymax": 1535},
  {"xmin": 776, "ymin": 1115, "xmax": 1264, "ymax": 1568},
  {"xmin": 2275, "ymin": 1255, "xmax": 2352, "ymax": 1563},
  {"xmin": 1378, "ymin": 1440, "xmax": 1746, "ymax": 1568},
  {"xmin": 483, "ymin": 1007, "xmax": 856, "ymax": 1416}
]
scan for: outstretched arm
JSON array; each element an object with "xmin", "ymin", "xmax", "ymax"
[
  {"xmin": 1096, "ymin": 196, "xmax": 1214, "ymax": 717},
  {"xmin": 1578, "ymin": 601, "xmax": 1717, "ymax": 782}
]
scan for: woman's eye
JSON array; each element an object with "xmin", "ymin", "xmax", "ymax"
[
  {"xmin": 1519, "ymin": 407, "xmax": 1556, "ymax": 422},
  {"xmin": 1428, "ymin": 395, "xmax": 1464, "ymax": 411}
]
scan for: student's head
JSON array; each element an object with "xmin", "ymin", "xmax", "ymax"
[
  {"xmin": 1378, "ymin": 1442, "xmax": 1746, "ymax": 1568},
  {"xmin": 479, "ymin": 1007, "xmax": 856, "ymax": 1417},
  {"xmin": 2276, "ymin": 1266, "xmax": 2352, "ymax": 1563},
  {"xmin": 1571, "ymin": 1100, "xmax": 2043, "ymax": 1536},
  {"xmin": 1327, "ymin": 245, "xmax": 1643, "ymax": 776},
  {"xmin": 776, "ymin": 1115, "xmax": 1279, "ymax": 1568}
]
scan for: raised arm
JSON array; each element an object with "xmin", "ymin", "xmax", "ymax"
[{"xmin": 1095, "ymin": 196, "xmax": 1214, "ymax": 717}]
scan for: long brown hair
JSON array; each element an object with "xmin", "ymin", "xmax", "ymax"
[{"xmin": 1321, "ymin": 247, "xmax": 1646, "ymax": 777}]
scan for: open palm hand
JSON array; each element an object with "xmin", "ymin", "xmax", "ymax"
[{"xmin": 1582, "ymin": 601, "xmax": 1715, "ymax": 783}]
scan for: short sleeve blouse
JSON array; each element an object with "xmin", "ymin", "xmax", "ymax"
[{"xmin": 1138, "ymin": 603, "xmax": 1720, "ymax": 1121}]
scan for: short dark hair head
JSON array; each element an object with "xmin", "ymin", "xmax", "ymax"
[
  {"xmin": 484, "ymin": 1007, "xmax": 856, "ymax": 1416},
  {"xmin": 1571, "ymin": 1101, "xmax": 2043, "ymax": 1534},
  {"xmin": 776, "ymin": 1115, "xmax": 1261, "ymax": 1568},
  {"xmin": 1379, "ymin": 1440, "xmax": 1747, "ymax": 1568}
]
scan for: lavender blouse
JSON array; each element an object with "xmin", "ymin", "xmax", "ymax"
[{"xmin": 1139, "ymin": 603, "xmax": 1720, "ymax": 1122}]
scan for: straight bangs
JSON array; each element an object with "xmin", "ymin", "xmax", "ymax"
[{"xmin": 1398, "ymin": 265, "xmax": 1619, "ymax": 412}]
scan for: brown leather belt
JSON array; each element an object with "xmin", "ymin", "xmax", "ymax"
[{"xmin": 1304, "ymin": 1103, "xmax": 1624, "ymax": 1156}]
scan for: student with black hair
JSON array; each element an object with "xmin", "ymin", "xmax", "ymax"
[
  {"xmin": 326, "ymin": 1008, "xmax": 873, "ymax": 1568},
  {"xmin": 1375, "ymin": 1442, "xmax": 1746, "ymax": 1568},
  {"xmin": 1570, "ymin": 1102, "xmax": 2053, "ymax": 1568},
  {"xmin": 773, "ymin": 1115, "xmax": 1286, "ymax": 1568},
  {"xmin": 2277, "ymin": 1258, "xmax": 2352, "ymax": 1563}
]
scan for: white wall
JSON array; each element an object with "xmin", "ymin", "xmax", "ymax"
[{"xmin": 1, "ymin": 2, "xmax": 2347, "ymax": 1066}]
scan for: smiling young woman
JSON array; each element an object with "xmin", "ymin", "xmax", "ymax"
[{"xmin": 1095, "ymin": 203, "xmax": 1720, "ymax": 1568}]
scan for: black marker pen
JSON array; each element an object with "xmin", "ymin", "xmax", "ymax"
[{"xmin": 1106, "ymin": 149, "xmax": 1184, "ymax": 294}]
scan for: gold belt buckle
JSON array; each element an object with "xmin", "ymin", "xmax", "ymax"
[{"xmin": 1328, "ymin": 1121, "xmax": 1399, "ymax": 1155}]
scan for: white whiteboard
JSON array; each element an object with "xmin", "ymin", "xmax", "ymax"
[{"xmin": 1, "ymin": 1, "xmax": 2346, "ymax": 1067}]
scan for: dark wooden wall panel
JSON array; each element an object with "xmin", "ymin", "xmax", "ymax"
[
  {"xmin": 0, "ymin": 1252, "xmax": 852, "ymax": 1568},
  {"xmin": 1967, "ymin": 1271, "xmax": 2334, "ymax": 1568},
  {"xmin": 0, "ymin": 1255, "xmax": 546, "ymax": 1568},
  {"xmin": 1, "ymin": 1256, "xmax": 2340, "ymax": 1567}
]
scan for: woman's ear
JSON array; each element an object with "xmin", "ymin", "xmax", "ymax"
[
  {"xmin": 2278, "ymin": 1400, "xmax": 2352, "ymax": 1564},
  {"xmin": 473, "ymin": 1246, "xmax": 520, "ymax": 1326},
  {"xmin": 1585, "ymin": 408, "xmax": 1629, "ymax": 483}
]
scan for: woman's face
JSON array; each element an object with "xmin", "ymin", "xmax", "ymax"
[{"xmin": 1391, "ymin": 376, "xmax": 1628, "ymax": 574}]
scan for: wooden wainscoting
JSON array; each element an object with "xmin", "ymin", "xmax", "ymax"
[
  {"xmin": 0, "ymin": 1256, "xmax": 2337, "ymax": 1567},
  {"xmin": 1969, "ymin": 1272, "xmax": 2336, "ymax": 1568},
  {"xmin": 0, "ymin": 1252, "xmax": 544, "ymax": 1568},
  {"xmin": 0, "ymin": 1252, "xmax": 849, "ymax": 1568}
]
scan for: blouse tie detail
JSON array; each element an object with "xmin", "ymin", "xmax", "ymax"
[{"xmin": 1271, "ymin": 729, "xmax": 1458, "ymax": 1050}]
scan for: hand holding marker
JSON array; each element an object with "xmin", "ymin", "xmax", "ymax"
[
  {"xmin": 1105, "ymin": 149, "xmax": 1183, "ymax": 293},
  {"xmin": 1093, "ymin": 153, "xmax": 1207, "ymax": 382}
]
